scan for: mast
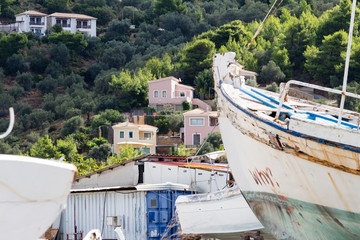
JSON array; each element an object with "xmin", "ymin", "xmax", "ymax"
[{"xmin": 337, "ymin": 0, "xmax": 357, "ymax": 126}]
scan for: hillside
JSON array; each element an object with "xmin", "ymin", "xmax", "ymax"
[{"xmin": 2, "ymin": 0, "xmax": 357, "ymax": 175}]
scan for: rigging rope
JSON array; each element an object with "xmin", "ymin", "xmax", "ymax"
[{"xmin": 245, "ymin": 0, "xmax": 284, "ymax": 49}]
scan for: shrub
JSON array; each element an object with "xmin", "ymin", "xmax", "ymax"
[
  {"xmin": 37, "ymin": 75, "xmax": 58, "ymax": 94},
  {"xmin": 65, "ymin": 108, "xmax": 82, "ymax": 119},
  {"xmin": 8, "ymin": 85, "xmax": 24, "ymax": 100},
  {"xmin": 182, "ymin": 101, "xmax": 191, "ymax": 111},
  {"xmin": 14, "ymin": 103, "xmax": 32, "ymax": 116},
  {"xmin": 154, "ymin": 118, "xmax": 170, "ymax": 134},
  {"xmin": 45, "ymin": 61, "xmax": 62, "ymax": 78},
  {"xmin": 50, "ymin": 42, "xmax": 70, "ymax": 65},
  {"xmin": 6, "ymin": 53, "xmax": 26, "ymax": 75},
  {"xmin": 16, "ymin": 72, "xmax": 33, "ymax": 91},
  {"xmin": 265, "ymin": 82, "xmax": 279, "ymax": 93},
  {"xmin": 61, "ymin": 116, "xmax": 84, "ymax": 137},
  {"xmin": 28, "ymin": 110, "xmax": 54, "ymax": 129}
]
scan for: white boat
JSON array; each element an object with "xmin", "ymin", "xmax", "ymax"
[
  {"xmin": 0, "ymin": 108, "xmax": 77, "ymax": 240},
  {"xmin": 213, "ymin": 2, "xmax": 360, "ymax": 238},
  {"xmin": 175, "ymin": 186, "xmax": 263, "ymax": 237}
]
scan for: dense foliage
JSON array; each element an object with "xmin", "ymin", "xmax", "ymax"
[{"xmin": 1, "ymin": 0, "xmax": 358, "ymax": 174}]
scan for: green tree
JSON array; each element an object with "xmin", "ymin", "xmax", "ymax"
[
  {"xmin": 61, "ymin": 116, "xmax": 84, "ymax": 137},
  {"xmin": 265, "ymin": 82, "xmax": 279, "ymax": 93},
  {"xmin": 304, "ymin": 30, "xmax": 348, "ymax": 85},
  {"xmin": 89, "ymin": 143, "xmax": 112, "ymax": 161},
  {"xmin": 146, "ymin": 53, "xmax": 173, "ymax": 79},
  {"xmin": 6, "ymin": 53, "xmax": 26, "ymax": 75},
  {"xmin": 28, "ymin": 110, "xmax": 54, "ymax": 129},
  {"xmin": 50, "ymin": 42, "xmax": 70, "ymax": 65},
  {"xmin": 154, "ymin": 0, "xmax": 187, "ymax": 17},
  {"xmin": 194, "ymin": 69, "xmax": 213, "ymax": 99},
  {"xmin": 182, "ymin": 101, "xmax": 191, "ymax": 111},
  {"xmin": 56, "ymin": 136, "xmax": 78, "ymax": 162},
  {"xmin": 168, "ymin": 114, "xmax": 183, "ymax": 135},
  {"xmin": 180, "ymin": 39, "xmax": 215, "ymax": 84},
  {"xmin": 154, "ymin": 118, "xmax": 170, "ymax": 134},
  {"xmin": 110, "ymin": 68, "xmax": 152, "ymax": 110},
  {"xmin": 16, "ymin": 72, "xmax": 33, "ymax": 91},
  {"xmin": 258, "ymin": 60, "xmax": 286, "ymax": 84},
  {"xmin": 37, "ymin": 75, "xmax": 58, "ymax": 94},
  {"xmin": 29, "ymin": 135, "xmax": 62, "ymax": 159},
  {"xmin": 170, "ymin": 143, "xmax": 189, "ymax": 156},
  {"xmin": 44, "ymin": 0, "xmax": 69, "ymax": 12},
  {"xmin": 113, "ymin": 144, "xmax": 141, "ymax": 162},
  {"xmin": 0, "ymin": 33, "xmax": 28, "ymax": 63},
  {"xmin": 48, "ymin": 31, "xmax": 88, "ymax": 53}
]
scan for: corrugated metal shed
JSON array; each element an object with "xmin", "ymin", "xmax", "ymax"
[{"xmin": 58, "ymin": 190, "xmax": 147, "ymax": 240}]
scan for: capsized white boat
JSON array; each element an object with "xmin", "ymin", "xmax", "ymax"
[
  {"xmin": 0, "ymin": 108, "xmax": 77, "ymax": 240},
  {"xmin": 0, "ymin": 155, "xmax": 77, "ymax": 240},
  {"xmin": 214, "ymin": 49, "xmax": 360, "ymax": 239},
  {"xmin": 175, "ymin": 186, "xmax": 263, "ymax": 237}
]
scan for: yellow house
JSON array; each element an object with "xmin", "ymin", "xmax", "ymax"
[{"xmin": 112, "ymin": 121, "xmax": 158, "ymax": 155}]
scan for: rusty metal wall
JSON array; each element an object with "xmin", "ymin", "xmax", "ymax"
[{"xmin": 58, "ymin": 190, "xmax": 147, "ymax": 240}]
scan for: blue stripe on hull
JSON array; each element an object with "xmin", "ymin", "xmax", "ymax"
[{"xmin": 243, "ymin": 191, "xmax": 360, "ymax": 240}]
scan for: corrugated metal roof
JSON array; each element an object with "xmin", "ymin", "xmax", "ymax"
[
  {"xmin": 58, "ymin": 191, "xmax": 147, "ymax": 240},
  {"xmin": 154, "ymin": 161, "xmax": 230, "ymax": 172},
  {"xmin": 75, "ymin": 154, "xmax": 189, "ymax": 181},
  {"xmin": 71, "ymin": 186, "xmax": 136, "ymax": 193}
]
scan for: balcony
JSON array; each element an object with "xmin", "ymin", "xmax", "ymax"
[
  {"xmin": 139, "ymin": 137, "xmax": 151, "ymax": 140},
  {"xmin": 29, "ymin": 21, "xmax": 44, "ymax": 26},
  {"xmin": 76, "ymin": 25, "xmax": 91, "ymax": 29},
  {"xmin": 61, "ymin": 24, "xmax": 71, "ymax": 28}
]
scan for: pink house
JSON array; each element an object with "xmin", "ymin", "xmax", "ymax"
[
  {"xmin": 183, "ymin": 108, "xmax": 220, "ymax": 146},
  {"xmin": 148, "ymin": 76, "xmax": 210, "ymax": 112}
]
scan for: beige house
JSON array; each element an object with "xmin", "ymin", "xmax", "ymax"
[{"xmin": 112, "ymin": 122, "xmax": 158, "ymax": 155}]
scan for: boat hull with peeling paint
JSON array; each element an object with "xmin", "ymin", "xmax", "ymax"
[
  {"xmin": 0, "ymin": 154, "xmax": 77, "ymax": 240},
  {"xmin": 175, "ymin": 186, "xmax": 263, "ymax": 236},
  {"xmin": 214, "ymin": 52, "xmax": 360, "ymax": 240}
]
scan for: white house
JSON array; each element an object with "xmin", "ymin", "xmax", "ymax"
[
  {"xmin": 15, "ymin": 10, "xmax": 48, "ymax": 35},
  {"xmin": 47, "ymin": 12, "xmax": 97, "ymax": 37}
]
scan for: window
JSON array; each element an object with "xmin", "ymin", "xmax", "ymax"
[
  {"xmin": 190, "ymin": 118, "xmax": 204, "ymax": 126},
  {"xmin": 180, "ymin": 92, "xmax": 185, "ymax": 97},
  {"xmin": 162, "ymin": 91, "xmax": 167, "ymax": 98},
  {"xmin": 142, "ymin": 147, "xmax": 150, "ymax": 154},
  {"xmin": 143, "ymin": 132, "xmax": 151, "ymax": 139},
  {"xmin": 129, "ymin": 131, "xmax": 134, "ymax": 139},
  {"xmin": 193, "ymin": 134, "xmax": 201, "ymax": 145},
  {"xmin": 154, "ymin": 91, "xmax": 158, "ymax": 98},
  {"xmin": 119, "ymin": 131, "xmax": 124, "ymax": 139}
]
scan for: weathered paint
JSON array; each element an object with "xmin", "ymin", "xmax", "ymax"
[
  {"xmin": 175, "ymin": 187, "xmax": 263, "ymax": 235},
  {"xmin": 58, "ymin": 191, "xmax": 147, "ymax": 240},
  {"xmin": 213, "ymin": 52, "xmax": 360, "ymax": 240},
  {"xmin": 245, "ymin": 191, "xmax": 360, "ymax": 240}
]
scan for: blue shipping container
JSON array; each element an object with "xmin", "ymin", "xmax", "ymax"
[{"xmin": 146, "ymin": 190, "xmax": 191, "ymax": 240}]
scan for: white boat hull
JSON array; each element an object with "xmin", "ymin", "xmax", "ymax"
[
  {"xmin": 214, "ymin": 52, "xmax": 360, "ymax": 239},
  {"xmin": 0, "ymin": 155, "xmax": 77, "ymax": 240},
  {"xmin": 175, "ymin": 187, "xmax": 263, "ymax": 236}
]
